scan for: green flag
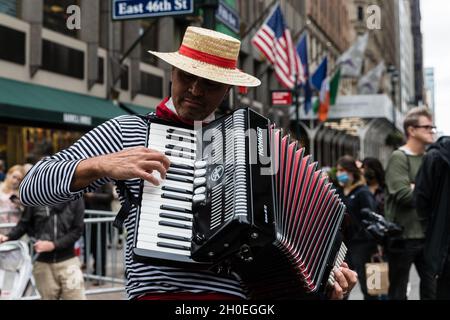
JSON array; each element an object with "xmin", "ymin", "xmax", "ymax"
[
  {"xmin": 330, "ymin": 67, "xmax": 341, "ymax": 105},
  {"xmin": 312, "ymin": 96, "xmax": 320, "ymax": 114}
]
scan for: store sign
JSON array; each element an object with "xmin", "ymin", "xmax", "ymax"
[
  {"xmin": 271, "ymin": 91, "xmax": 293, "ymax": 106},
  {"xmin": 112, "ymin": 0, "xmax": 194, "ymax": 20},
  {"xmin": 63, "ymin": 113, "xmax": 92, "ymax": 126},
  {"xmin": 215, "ymin": 0, "xmax": 240, "ymax": 34}
]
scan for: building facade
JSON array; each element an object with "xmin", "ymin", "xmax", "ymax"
[
  {"xmin": 0, "ymin": 0, "xmax": 421, "ymax": 169},
  {"xmin": 398, "ymin": 0, "xmax": 415, "ymax": 112},
  {"xmin": 410, "ymin": 0, "xmax": 424, "ymax": 105},
  {"xmin": 424, "ymin": 67, "xmax": 435, "ymax": 119}
]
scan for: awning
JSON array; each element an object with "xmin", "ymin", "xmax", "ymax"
[
  {"xmin": 122, "ymin": 102, "xmax": 154, "ymax": 115},
  {"xmin": 0, "ymin": 77, "xmax": 154, "ymax": 128}
]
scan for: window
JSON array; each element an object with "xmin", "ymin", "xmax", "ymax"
[
  {"xmin": 42, "ymin": 40, "xmax": 84, "ymax": 79},
  {"xmin": 120, "ymin": 65, "xmax": 129, "ymax": 91},
  {"xmin": 43, "ymin": 0, "xmax": 79, "ymax": 38},
  {"xmin": 140, "ymin": 72, "xmax": 163, "ymax": 98},
  {"xmin": 0, "ymin": 25, "xmax": 25, "ymax": 65},
  {"xmin": 96, "ymin": 57, "xmax": 104, "ymax": 84},
  {"xmin": 139, "ymin": 20, "xmax": 158, "ymax": 66},
  {"xmin": 357, "ymin": 6, "xmax": 364, "ymax": 21},
  {"xmin": 0, "ymin": 0, "xmax": 19, "ymax": 17}
]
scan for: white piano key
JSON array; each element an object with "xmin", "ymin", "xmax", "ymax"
[
  {"xmin": 143, "ymin": 179, "xmax": 193, "ymax": 192},
  {"xmin": 141, "ymin": 196, "xmax": 192, "ymax": 211},
  {"xmin": 137, "ymin": 221, "xmax": 192, "ymax": 237},
  {"xmin": 147, "ymin": 145, "xmax": 195, "ymax": 162},
  {"xmin": 137, "ymin": 233, "xmax": 191, "ymax": 248},
  {"xmin": 150, "ymin": 123, "xmax": 197, "ymax": 136},
  {"xmin": 149, "ymin": 139, "xmax": 197, "ymax": 152},
  {"xmin": 138, "ymin": 214, "xmax": 193, "ymax": 229},
  {"xmin": 136, "ymin": 240, "xmax": 191, "ymax": 256},
  {"xmin": 138, "ymin": 219, "xmax": 193, "ymax": 232},
  {"xmin": 143, "ymin": 188, "xmax": 193, "ymax": 200},
  {"xmin": 149, "ymin": 130, "xmax": 196, "ymax": 144}
]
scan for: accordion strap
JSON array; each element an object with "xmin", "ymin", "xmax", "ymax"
[
  {"xmin": 113, "ymin": 113, "xmax": 157, "ymax": 231},
  {"xmin": 113, "ymin": 180, "xmax": 140, "ymax": 231}
]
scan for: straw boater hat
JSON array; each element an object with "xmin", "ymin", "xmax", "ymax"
[{"xmin": 149, "ymin": 26, "xmax": 261, "ymax": 87}]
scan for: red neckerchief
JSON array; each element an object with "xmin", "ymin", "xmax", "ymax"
[{"xmin": 155, "ymin": 97, "xmax": 195, "ymax": 126}]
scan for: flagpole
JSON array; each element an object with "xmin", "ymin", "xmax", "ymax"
[
  {"xmin": 240, "ymin": 0, "xmax": 278, "ymax": 40},
  {"xmin": 294, "ymin": 74, "xmax": 301, "ymax": 139}
]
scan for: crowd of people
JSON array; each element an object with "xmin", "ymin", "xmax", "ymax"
[
  {"xmin": 0, "ymin": 159, "xmax": 117, "ymax": 299},
  {"xmin": 328, "ymin": 106, "xmax": 450, "ymax": 300}
]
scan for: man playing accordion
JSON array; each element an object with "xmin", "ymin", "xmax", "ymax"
[{"xmin": 19, "ymin": 26, "xmax": 356, "ymax": 300}]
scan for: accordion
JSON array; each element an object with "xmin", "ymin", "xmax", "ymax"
[{"xmin": 132, "ymin": 107, "xmax": 347, "ymax": 297}]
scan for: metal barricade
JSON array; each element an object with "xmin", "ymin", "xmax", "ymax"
[{"xmin": 0, "ymin": 209, "xmax": 126, "ymax": 300}]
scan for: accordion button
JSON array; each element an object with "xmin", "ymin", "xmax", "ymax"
[
  {"xmin": 193, "ymin": 194, "xmax": 206, "ymax": 203},
  {"xmin": 194, "ymin": 187, "xmax": 206, "ymax": 194},
  {"xmin": 193, "ymin": 177, "xmax": 206, "ymax": 187},
  {"xmin": 194, "ymin": 169, "xmax": 207, "ymax": 177},
  {"xmin": 194, "ymin": 161, "xmax": 207, "ymax": 169}
]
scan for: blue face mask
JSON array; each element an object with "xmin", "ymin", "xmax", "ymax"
[{"xmin": 337, "ymin": 173, "xmax": 350, "ymax": 185}]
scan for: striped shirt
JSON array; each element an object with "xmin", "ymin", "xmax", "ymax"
[{"xmin": 19, "ymin": 114, "xmax": 246, "ymax": 300}]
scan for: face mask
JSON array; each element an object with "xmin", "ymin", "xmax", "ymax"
[{"xmin": 337, "ymin": 173, "xmax": 350, "ymax": 185}]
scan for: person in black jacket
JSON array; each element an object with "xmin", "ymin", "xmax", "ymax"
[
  {"xmin": 337, "ymin": 155, "xmax": 378, "ymax": 300},
  {"xmin": 415, "ymin": 136, "xmax": 450, "ymax": 299},
  {"xmin": 0, "ymin": 198, "xmax": 86, "ymax": 300}
]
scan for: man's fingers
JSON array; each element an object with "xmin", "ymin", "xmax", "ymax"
[
  {"xmin": 146, "ymin": 149, "xmax": 171, "ymax": 169},
  {"xmin": 340, "ymin": 267, "xmax": 358, "ymax": 290},
  {"xmin": 330, "ymin": 282, "xmax": 344, "ymax": 300},
  {"xmin": 141, "ymin": 161, "xmax": 168, "ymax": 180},
  {"xmin": 139, "ymin": 171, "xmax": 162, "ymax": 186},
  {"xmin": 334, "ymin": 267, "xmax": 349, "ymax": 293}
]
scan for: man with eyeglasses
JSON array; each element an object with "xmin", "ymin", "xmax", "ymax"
[{"xmin": 385, "ymin": 107, "xmax": 437, "ymax": 300}]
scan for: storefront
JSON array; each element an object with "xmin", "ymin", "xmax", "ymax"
[{"xmin": 0, "ymin": 77, "xmax": 152, "ymax": 168}]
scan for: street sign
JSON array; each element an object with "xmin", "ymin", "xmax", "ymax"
[
  {"xmin": 215, "ymin": 0, "xmax": 240, "ymax": 34},
  {"xmin": 271, "ymin": 91, "xmax": 293, "ymax": 106},
  {"xmin": 112, "ymin": 0, "xmax": 194, "ymax": 20}
]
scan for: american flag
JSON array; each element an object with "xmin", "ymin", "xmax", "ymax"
[{"xmin": 251, "ymin": 4, "xmax": 304, "ymax": 89}]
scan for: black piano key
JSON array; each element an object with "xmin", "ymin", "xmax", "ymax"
[
  {"xmin": 170, "ymin": 163, "xmax": 195, "ymax": 171},
  {"xmin": 160, "ymin": 205, "xmax": 192, "ymax": 214},
  {"xmin": 167, "ymin": 129, "xmax": 195, "ymax": 138},
  {"xmin": 161, "ymin": 193, "xmax": 192, "ymax": 203},
  {"xmin": 159, "ymin": 220, "xmax": 192, "ymax": 230},
  {"xmin": 166, "ymin": 134, "xmax": 195, "ymax": 144},
  {"xmin": 158, "ymin": 233, "xmax": 191, "ymax": 242},
  {"xmin": 165, "ymin": 150, "xmax": 195, "ymax": 160},
  {"xmin": 161, "ymin": 186, "xmax": 193, "ymax": 195},
  {"xmin": 167, "ymin": 169, "xmax": 194, "ymax": 177},
  {"xmin": 157, "ymin": 242, "xmax": 190, "ymax": 251},
  {"xmin": 166, "ymin": 144, "xmax": 195, "ymax": 154},
  {"xmin": 166, "ymin": 175, "xmax": 193, "ymax": 184},
  {"xmin": 160, "ymin": 213, "xmax": 193, "ymax": 222}
]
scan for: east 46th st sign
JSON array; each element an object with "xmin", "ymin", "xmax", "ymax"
[{"xmin": 112, "ymin": 0, "xmax": 193, "ymax": 20}]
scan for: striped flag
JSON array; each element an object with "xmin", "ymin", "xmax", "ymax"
[{"xmin": 251, "ymin": 4, "xmax": 304, "ymax": 89}]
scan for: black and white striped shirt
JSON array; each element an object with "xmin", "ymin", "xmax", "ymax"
[{"xmin": 20, "ymin": 115, "xmax": 246, "ymax": 299}]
